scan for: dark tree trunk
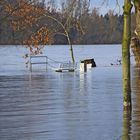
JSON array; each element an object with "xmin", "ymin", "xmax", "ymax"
[{"xmin": 131, "ymin": 1, "xmax": 140, "ymax": 66}]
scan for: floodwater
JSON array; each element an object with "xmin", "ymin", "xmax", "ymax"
[{"xmin": 0, "ymin": 45, "xmax": 139, "ymax": 140}]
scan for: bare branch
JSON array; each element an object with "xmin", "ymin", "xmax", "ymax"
[{"xmin": 115, "ymin": 0, "xmax": 121, "ymax": 14}]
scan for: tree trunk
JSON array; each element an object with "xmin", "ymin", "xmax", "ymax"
[
  {"xmin": 122, "ymin": 0, "xmax": 132, "ymax": 111},
  {"xmin": 131, "ymin": 1, "xmax": 140, "ymax": 66},
  {"xmin": 122, "ymin": 111, "xmax": 131, "ymax": 140},
  {"xmin": 47, "ymin": 15, "xmax": 75, "ymax": 64},
  {"xmin": 134, "ymin": 0, "xmax": 140, "ymax": 36}
]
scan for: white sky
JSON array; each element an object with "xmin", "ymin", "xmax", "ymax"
[
  {"xmin": 46, "ymin": 0, "xmax": 124, "ymax": 14},
  {"xmin": 89, "ymin": 0, "xmax": 124, "ymax": 14}
]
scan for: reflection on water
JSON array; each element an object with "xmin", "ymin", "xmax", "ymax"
[
  {"xmin": 121, "ymin": 67, "xmax": 140, "ymax": 140},
  {"xmin": 131, "ymin": 67, "xmax": 140, "ymax": 140},
  {"xmin": 0, "ymin": 45, "xmax": 139, "ymax": 140},
  {"xmin": 122, "ymin": 111, "xmax": 131, "ymax": 140},
  {"xmin": 0, "ymin": 71, "xmax": 123, "ymax": 139}
]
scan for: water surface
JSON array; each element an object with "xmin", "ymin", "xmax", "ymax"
[{"xmin": 0, "ymin": 45, "xmax": 139, "ymax": 140}]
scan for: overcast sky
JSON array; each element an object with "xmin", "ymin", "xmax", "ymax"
[
  {"xmin": 89, "ymin": 0, "xmax": 124, "ymax": 14},
  {"xmin": 54, "ymin": 0, "xmax": 124, "ymax": 14}
]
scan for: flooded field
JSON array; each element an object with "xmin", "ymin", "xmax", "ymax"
[{"xmin": 0, "ymin": 45, "xmax": 140, "ymax": 140}]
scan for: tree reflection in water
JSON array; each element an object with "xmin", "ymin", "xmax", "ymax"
[
  {"xmin": 131, "ymin": 67, "xmax": 140, "ymax": 140},
  {"xmin": 122, "ymin": 111, "xmax": 131, "ymax": 140},
  {"xmin": 122, "ymin": 67, "xmax": 140, "ymax": 140}
]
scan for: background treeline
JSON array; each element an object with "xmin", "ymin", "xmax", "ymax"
[{"xmin": 0, "ymin": 0, "xmax": 136, "ymax": 45}]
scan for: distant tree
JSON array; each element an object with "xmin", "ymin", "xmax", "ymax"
[
  {"xmin": 3, "ymin": 0, "xmax": 50, "ymax": 56},
  {"xmin": 47, "ymin": 0, "xmax": 56, "ymax": 11},
  {"xmin": 1, "ymin": 0, "xmax": 136, "ymax": 46},
  {"xmin": 1, "ymin": 0, "xmax": 87, "ymax": 63}
]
